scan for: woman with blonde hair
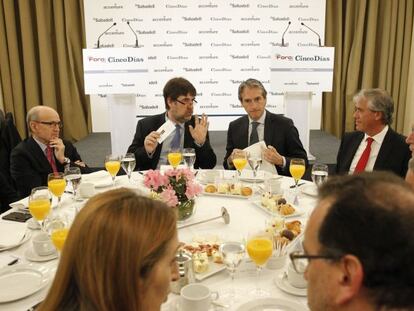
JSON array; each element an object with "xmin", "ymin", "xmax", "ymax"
[{"xmin": 39, "ymin": 188, "xmax": 179, "ymax": 311}]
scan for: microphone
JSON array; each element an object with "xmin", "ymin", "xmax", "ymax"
[
  {"xmin": 126, "ymin": 21, "xmax": 139, "ymax": 48},
  {"xmin": 301, "ymin": 22, "xmax": 322, "ymax": 46},
  {"xmin": 281, "ymin": 21, "xmax": 291, "ymax": 47},
  {"xmin": 96, "ymin": 22, "xmax": 116, "ymax": 48}
]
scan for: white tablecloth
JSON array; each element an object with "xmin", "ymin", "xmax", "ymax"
[{"xmin": 0, "ymin": 171, "xmax": 317, "ymax": 311}]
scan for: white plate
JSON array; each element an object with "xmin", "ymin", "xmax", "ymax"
[
  {"xmin": 239, "ymin": 176, "xmax": 265, "ymax": 183},
  {"xmin": 301, "ymin": 184, "xmax": 318, "ymax": 197},
  {"xmin": 201, "ymin": 191, "xmax": 252, "ymax": 199},
  {"xmin": 236, "ymin": 297, "xmax": 308, "ymax": 311},
  {"xmin": 25, "ymin": 247, "xmax": 58, "ymax": 262},
  {"xmin": 194, "ymin": 258, "xmax": 226, "ymax": 281},
  {"xmin": 0, "ymin": 263, "xmax": 51, "ymax": 302},
  {"xmin": 251, "ymin": 201, "xmax": 304, "ymax": 218},
  {"xmin": 0, "ymin": 231, "xmax": 32, "ymax": 252},
  {"xmin": 274, "ymin": 272, "xmax": 307, "ymax": 297}
]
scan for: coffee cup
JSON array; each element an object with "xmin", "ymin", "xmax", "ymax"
[
  {"xmin": 79, "ymin": 182, "xmax": 95, "ymax": 198},
  {"xmin": 32, "ymin": 232, "xmax": 55, "ymax": 256},
  {"xmin": 180, "ymin": 284, "xmax": 219, "ymax": 311},
  {"xmin": 287, "ymin": 263, "xmax": 307, "ymax": 288}
]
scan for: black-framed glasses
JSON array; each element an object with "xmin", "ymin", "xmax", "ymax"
[
  {"xmin": 289, "ymin": 251, "xmax": 342, "ymax": 273},
  {"xmin": 34, "ymin": 121, "xmax": 63, "ymax": 129},
  {"xmin": 175, "ymin": 98, "xmax": 197, "ymax": 106}
]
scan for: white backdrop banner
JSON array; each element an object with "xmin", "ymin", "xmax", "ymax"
[{"xmin": 83, "ymin": 0, "xmax": 327, "ymax": 131}]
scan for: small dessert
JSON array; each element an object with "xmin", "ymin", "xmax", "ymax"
[
  {"xmin": 193, "ymin": 252, "xmax": 209, "ymax": 273},
  {"xmin": 241, "ymin": 186, "xmax": 253, "ymax": 196},
  {"xmin": 212, "ymin": 250, "xmax": 223, "ymax": 263},
  {"xmin": 279, "ymin": 203, "xmax": 295, "ymax": 215},
  {"xmin": 217, "ymin": 182, "xmax": 230, "ymax": 194},
  {"xmin": 204, "ymin": 184, "xmax": 217, "ymax": 193},
  {"xmin": 281, "ymin": 229, "xmax": 295, "ymax": 240},
  {"xmin": 285, "ymin": 220, "xmax": 301, "ymax": 233},
  {"xmin": 230, "ymin": 183, "xmax": 242, "ymax": 195}
]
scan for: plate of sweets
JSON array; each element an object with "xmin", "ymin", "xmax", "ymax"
[
  {"xmin": 181, "ymin": 235, "xmax": 225, "ymax": 281},
  {"xmin": 252, "ymin": 193, "xmax": 304, "ymax": 218},
  {"xmin": 202, "ymin": 181, "xmax": 253, "ymax": 198},
  {"xmin": 265, "ymin": 217, "xmax": 303, "ymax": 248}
]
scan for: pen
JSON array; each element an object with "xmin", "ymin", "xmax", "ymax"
[{"xmin": 7, "ymin": 258, "xmax": 19, "ymax": 266}]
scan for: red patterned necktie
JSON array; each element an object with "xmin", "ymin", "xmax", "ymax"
[
  {"xmin": 46, "ymin": 145, "xmax": 58, "ymax": 173},
  {"xmin": 353, "ymin": 137, "xmax": 374, "ymax": 174}
]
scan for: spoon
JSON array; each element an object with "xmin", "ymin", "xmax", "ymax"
[{"xmin": 177, "ymin": 207, "xmax": 230, "ymax": 230}]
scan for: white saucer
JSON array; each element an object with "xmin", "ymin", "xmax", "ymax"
[
  {"xmin": 24, "ymin": 248, "xmax": 58, "ymax": 262},
  {"xmin": 274, "ymin": 272, "xmax": 307, "ymax": 297}
]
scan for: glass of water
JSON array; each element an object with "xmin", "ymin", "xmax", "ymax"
[
  {"xmin": 182, "ymin": 148, "xmax": 196, "ymax": 170},
  {"xmin": 219, "ymin": 240, "xmax": 246, "ymax": 304},
  {"xmin": 64, "ymin": 167, "xmax": 81, "ymax": 199},
  {"xmin": 248, "ymin": 155, "xmax": 262, "ymax": 178},
  {"xmin": 121, "ymin": 153, "xmax": 136, "ymax": 183},
  {"xmin": 311, "ymin": 163, "xmax": 329, "ymax": 187}
]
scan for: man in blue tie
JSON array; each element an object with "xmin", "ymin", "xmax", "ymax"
[{"xmin": 127, "ymin": 77, "xmax": 217, "ymax": 170}]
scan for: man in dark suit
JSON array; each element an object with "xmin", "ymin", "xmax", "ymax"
[
  {"xmin": 127, "ymin": 77, "xmax": 216, "ymax": 170},
  {"xmin": 336, "ymin": 88, "xmax": 411, "ymax": 178},
  {"xmin": 10, "ymin": 106, "xmax": 90, "ymax": 198},
  {"xmin": 223, "ymin": 78, "xmax": 308, "ymax": 175}
]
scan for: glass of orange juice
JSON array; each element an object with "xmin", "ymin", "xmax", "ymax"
[
  {"xmin": 233, "ymin": 150, "xmax": 248, "ymax": 180},
  {"xmin": 167, "ymin": 148, "xmax": 182, "ymax": 169},
  {"xmin": 28, "ymin": 186, "xmax": 52, "ymax": 231},
  {"xmin": 48, "ymin": 172, "xmax": 66, "ymax": 206},
  {"xmin": 47, "ymin": 214, "xmax": 70, "ymax": 254},
  {"xmin": 289, "ymin": 158, "xmax": 306, "ymax": 204},
  {"xmin": 246, "ymin": 230, "xmax": 273, "ymax": 297},
  {"xmin": 105, "ymin": 154, "xmax": 121, "ymax": 186}
]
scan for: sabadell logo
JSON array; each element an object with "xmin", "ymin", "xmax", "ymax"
[{"xmin": 275, "ymin": 54, "xmax": 330, "ymax": 61}]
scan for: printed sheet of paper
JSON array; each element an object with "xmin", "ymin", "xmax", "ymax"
[
  {"xmin": 243, "ymin": 141, "xmax": 277, "ymax": 174},
  {"xmin": 156, "ymin": 120, "xmax": 175, "ymax": 143}
]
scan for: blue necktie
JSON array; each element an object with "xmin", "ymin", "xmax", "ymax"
[{"xmin": 170, "ymin": 124, "xmax": 181, "ymax": 149}]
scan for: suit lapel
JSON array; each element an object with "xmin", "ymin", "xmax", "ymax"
[
  {"xmin": 343, "ymin": 133, "xmax": 364, "ymax": 171},
  {"xmin": 374, "ymin": 128, "xmax": 392, "ymax": 169},
  {"xmin": 239, "ymin": 117, "xmax": 249, "ymax": 149},
  {"xmin": 264, "ymin": 111, "xmax": 273, "ymax": 145},
  {"xmin": 27, "ymin": 137, "xmax": 53, "ymax": 172}
]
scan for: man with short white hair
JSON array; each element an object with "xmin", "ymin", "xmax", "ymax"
[
  {"xmin": 10, "ymin": 106, "xmax": 89, "ymax": 197},
  {"xmin": 336, "ymin": 88, "xmax": 411, "ymax": 177}
]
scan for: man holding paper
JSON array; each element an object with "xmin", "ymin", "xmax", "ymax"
[
  {"xmin": 127, "ymin": 77, "xmax": 216, "ymax": 170},
  {"xmin": 223, "ymin": 78, "xmax": 308, "ymax": 175}
]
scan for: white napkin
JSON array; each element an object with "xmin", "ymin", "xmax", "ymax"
[
  {"xmin": 0, "ymin": 222, "xmax": 27, "ymax": 248},
  {"xmin": 9, "ymin": 197, "xmax": 29, "ymax": 211},
  {"xmin": 82, "ymin": 170, "xmax": 113, "ymax": 188},
  {"xmin": 243, "ymin": 141, "xmax": 277, "ymax": 174}
]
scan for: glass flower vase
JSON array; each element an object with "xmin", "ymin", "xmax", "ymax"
[{"xmin": 176, "ymin": 199, "xmax": 196, "ymax": 222}]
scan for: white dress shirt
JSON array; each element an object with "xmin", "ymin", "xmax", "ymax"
[{"xmin": 349, "ymin": 125, "xmax": 389, "ymax": 174}]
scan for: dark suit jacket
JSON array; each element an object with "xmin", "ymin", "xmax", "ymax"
[
  {"xmin": 223, "ymin": 111, "xmax": 308, "ymax": 175},
  {"xmin": 127, "ymin": 113, "xmax": 217, "ymax": 170},
  {"xmin": 336, "ymin": 128, "xmax": 411, "ymax": 178},
  {"xmin": 10, "ymin": 137, "xmax": 90, "ymax": 198},
  {"xmin": 0, "ymin": 171, "xmax": 18, "ymax": 213}
]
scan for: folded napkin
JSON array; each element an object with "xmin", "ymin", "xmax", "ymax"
[
  {"xmin": 0, "ymin": 221, "xmax": 27, "ymax": 248},
  {"xmin": 243, "ymin": 141, "xmax": 277, "ymax": 174},
  {"xmin": 9, "ymin": 197, "xmax": 29, "ymax": 211},
  {"xmin": 82, "ymin": 170, "xmax": 112, "ymax": 188}
]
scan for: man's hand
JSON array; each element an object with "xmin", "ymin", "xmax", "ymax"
[
  {"xmin": 189, "ymin": 114, "xmax": 208, "ymax": 145},
  {"xmin": 144, "ymin": 131, "xmax": 160, "ymax": 154},
  {"xmin": 74, "ymin": 160, "xmax": 86, "ymax": 167},
  {"xmin": 49, "ymin": 138, "xmax": 65, "ymax": 164},
  {"xmin": 262, "ymin": 145, "xmax": 284, "ymax": 166}
]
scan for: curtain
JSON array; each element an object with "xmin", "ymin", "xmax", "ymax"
[
  {"xmin": 404, "ymin": 17, "xmax": 414, "ymax": 135},
  {"xmin": 324, "ymin": 0, "xmax": 414, "ymax": 137},
  {"xmin": 0, "ymin": 0, "xmax": 90, "ymax": 141}
]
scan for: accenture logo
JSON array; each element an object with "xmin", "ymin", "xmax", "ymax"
[
  {"xmin": 199, "ymin": 54, "xmax": 218, "ymax": 59},
  {"xmin": 198, "ymin": 29, "xmax": 218, "ymax": 34},
  {"xmin": 241, "ymin": 66, "xmax": 260, "ymax": 72},
  {"xmin": 199, "ymin": 79, "xmax": 218, "ymax": 84},
  {"xmin": 152, "ymin": 16, "xmax": 172, "ymax": 21},
  {"xmin": 153, "ymin": 42, "xmax": 173, "ymax": 47},
  {"xmin": 289, "ymin": 3, "xmax": 309, "ymax": 8},
  {"xmin": 241, "ymin": 41, "xmax": 260, "ymax": 47},
  {"xmin": 241, "ymin": 16, "xmax": 260, "ymax": 21},
  {"xmin": 103, "ymin": 4, "xmax": 123, "ymax": 9},
  {"xmin": 153, "ymin": 67, "xmax": 174, "ymax": 72}
]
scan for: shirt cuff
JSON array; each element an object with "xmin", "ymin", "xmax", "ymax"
[{"xmin": 280, "ymin": 156, "xmax": 286, "ymax": 168}]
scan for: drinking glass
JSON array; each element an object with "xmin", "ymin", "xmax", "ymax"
[
  {"xmin": 64, "ymin": 167, "xmax": 81, "ymax": 199},
  {"xmin": 311, "ymin": 163, "xmax": 329, "ymax": 187},
  {"xmin": 48, "ymin": 172, "xmax": 66, "ymax": 205},
  {"xmin": 121, "ymin": 153, "xmax": 136, "ymax": 183},
  {"xmin": 47, "ymin": 215, "xmax": 70, "ymax": 254},
  {"xmin": 167, "ymin": 148, "xmax": 182, "ymax": 169},
  {"xmin": 28, "ymin": 186, "xmax": 52, "ymax": 232},
  {"xmin": 248, "ymin": 155, "xmax": 262, "ymax": 178},
  {"xmin": 105, "ymin": 154, "xmax": 121, "ymax": 186},
  {"xmin": 182, "ymin": 148, "xmax": 196, "ymax": 170},
  {"xmin": 233, "ymin": 150, "xmax": 247, "ymax": 178},
  {"xmin": 246, "ymin": 230, "xmax": 273, "ymax": 297},
  {"xmin": 289, "ymin": 158, "xmax": 306, "ymax": 204},
  {"xmin": 219, "ymin": 240, "xmax": 246, "ymax": 304}
]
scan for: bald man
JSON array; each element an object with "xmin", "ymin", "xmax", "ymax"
[{"xmin": 10, "ymin": 106, "xmax": 89, "ymax": 198}]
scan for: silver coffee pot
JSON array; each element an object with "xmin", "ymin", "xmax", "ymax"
[{"xmin": 170, "ymin": 249, "xmax": 195, "ymax": 294}]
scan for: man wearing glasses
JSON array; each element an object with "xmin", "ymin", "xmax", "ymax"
[
  {"xmin": 223, "ymin": 78, "xmax": 308, "ymax": 175},
  {"xmin": 290, "ymin": 172, "xmax": 414, "ymax": 311},
  {"xmin": 127, "ymin": 77, "xmax": 216, "ymax": 170},
  {"xmin": 10, "ymin": 106, "xmax": 88, "ymax": 197}
]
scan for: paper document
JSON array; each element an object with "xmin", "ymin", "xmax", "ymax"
[
  {"xmin": 156, "ymin": 120, "xmax": 175, "ymax": 143},
  {"xmin": 243, "ymin": 141, "xmax": 277, "ymax": 174}
]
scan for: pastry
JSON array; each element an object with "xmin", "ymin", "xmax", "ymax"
[
  {"xmin": 204, "ymin": 184, "xmax": 217, "ymax": 193},
  {"xmin": 217, "ymin": 182, "xmax": 230, "ymax": 193},
  {"xmin": 241, "ymin": 186, "xmax": 252, "ymax": 196},
  {"xmin": 279, "ymin": 203, "xmax": 295, "ymax": 215},
  {"xmin": 193, "ymin": 252, "xmax": 209, "ymax": 273}
]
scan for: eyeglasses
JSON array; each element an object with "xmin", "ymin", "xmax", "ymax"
[
  {"xmin": 175, "ymin": 98, "xmax": 197, "ymax": 106},
  {"xmin": 289, "ymin": 251, "xmax": 342, "ymax": 273},
  {"xmin": 34, "ymin": 121, "xmax": 63, "ymax": 129}
]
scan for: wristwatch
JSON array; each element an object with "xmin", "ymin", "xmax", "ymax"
[{"xmin": 63, "ymin": 157, "xmax": 70, "ymax": 165}]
